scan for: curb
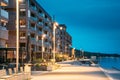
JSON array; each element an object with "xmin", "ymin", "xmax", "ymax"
[
  {"xmin": 31, "ymin": 71, "xmax": 50, "ymax": 75},
  {"xmin": 99, "ymin": 67, "xmax": 113, "ymax": 80}
]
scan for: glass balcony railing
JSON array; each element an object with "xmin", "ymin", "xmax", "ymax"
[
  {"xmin": 30, "ymin": 27, "xmax": 36, "ymax": 31},
  {"xmin": 44, "ymin": 26, "xmax": 49, "ymax": 31},
  {"xmin": 38, "ymin": 31, "xmax": 42, "ymax": 34},
  {"xmin": 0, "ymin": 26, "xmax": 7, "ymax": 30},
  {"xmin": 45, "ymin": 42, "xmax": 50, "ymax": 46},
  {"xmin": 31, "ymin": 38, "xmax": 36, "ymax": 41},
  {"xmin": 38, "ymin": 40, "xmax": 42, "ymax": 43},
  {"xmin": 31, "ymin": 6, "xmax": 36, "ymax": 11},
  {"xmin": 4, "ymin": 0, "xmax": 8, "ymax": 3},
  {"xmin": 44, "ymin": 18, "xmax": 49, "ymax": 22},
  {"xmin": 0, "ymin": 27, "xmax": 8, "ymax": 40},
  {"xmin": 39, "ymin": 13, "xmax": 44, "ymax": 17},
  {"xmin": 1, "ymin": 9, "xmax": 8, "ymax": 19},
  {"xmin": 38, "ymin": 22, "xmax": 43, "ymax": 26},
  {"xmin": 31, "ymin": 16, "xmax": 37, "ymax": 21}
]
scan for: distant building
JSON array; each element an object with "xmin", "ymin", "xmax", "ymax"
[{"xmin": 56, "ymin": 24, "xmax": 72, "ymax": 56}]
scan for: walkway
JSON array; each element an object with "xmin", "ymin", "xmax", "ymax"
[{"xmin": 31, "ymin": 60, "xmax": 109, "ymax": 80}]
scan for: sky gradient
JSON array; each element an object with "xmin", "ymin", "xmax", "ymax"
[{"xmin": 37, "ymin": 0, "xmax": 120, "ymax": 54}]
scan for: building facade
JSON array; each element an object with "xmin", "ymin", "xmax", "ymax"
[
  {"xmin": 0, "ymin": 0, "xmax": 9, "ymax": 48},
  {"xmin": 7, "ymin": 0, "xmax": 53, "ymax": 62},
  {"xmin": 0, "ymin": 0, "xmax": 72, "ymax": 63},
  {"xmin": 56, "ymin": 24, "xmax": 72, "ymax": 56}
]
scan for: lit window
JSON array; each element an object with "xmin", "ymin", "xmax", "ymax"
[
  {"xmin": 20, "ymin": 32, "xmax": 26, "ymax": 37},
  {"xmin": 20, "ymin": 19, "xmax": 26, "ymax": 26}
]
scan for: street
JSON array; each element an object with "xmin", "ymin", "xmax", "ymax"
[{"xmin": 31, "ymin": 60, "xmax": 109, "ymax": 80}]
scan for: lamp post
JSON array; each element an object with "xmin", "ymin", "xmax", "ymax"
[
  {"xmin": 27, "ymin": 33, "xmax": 31, "ymax": 63},
  {"xmin": 53, "ymin": 22, "xmax": 58, "ymax": 62},
  {"xmin": 42, "ymin": 34, "xmax": 46, "ymax": 60},
  {"xmin": 82, "ymin": 50, "xmax": 84, "ymax": 59},
  {"xmin": 72, "ymin": 48, "xmax": 75, "ymax": 60},
  {"xmin": 16, "ymin": 0, "xmax": 23, "ymax": 73},
  {"xmin": 16, "ymin": 0, "xmax": 19, "ymax": 73},
  {"xmin": 68, "ymin": 44, "xmax": 71, "ymax": 57},
  {"xmin": 80, "ymin": 48, "xmax": 84, "ymax": 59}
]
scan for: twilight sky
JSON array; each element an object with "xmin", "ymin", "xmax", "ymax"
[{"xmin": 37, "ymin": 0, "xmax": 120, "ymax": 54}]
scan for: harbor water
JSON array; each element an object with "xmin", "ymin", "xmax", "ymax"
[{"xmin": 98, "ymin": 57, "xmax": 120, "ymax": 80}]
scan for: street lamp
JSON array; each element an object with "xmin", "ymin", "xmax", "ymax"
[
  {"xmin": 16, "ymin": 0, "xmax": 23, "ymax": 73},
  {"xmin": 72, "ymin": 48, "xmax": 75, "ymax": 60},
  {"xmin": 16, "ymin": 0, "xmax": 20, "ymax": 73},
  {"xmin": 42, "ymin": 34, "xmax": 46, "ymax": 60},
  {"xmin": 53, "ymin": 22, "xmax": 58, "ymax": 62},
  {"xmin": 80, "ymin": 48, "xmax": 84, "ymax": 59},
  {"xmin": 82, "ymin": 50, "xmax": 84, "ymax": 59}
]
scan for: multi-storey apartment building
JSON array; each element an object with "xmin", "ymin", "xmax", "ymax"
[
  {"xmin": 0, "ymin": 0, "xmax": 9, "ymax": 48},
  {"xmin": 56, "ymin": 24, "xmax": 72, "ymax": 56},
  {"xmin": 7, "ymin": 0, "xmax": 53, "ymax": 62}
]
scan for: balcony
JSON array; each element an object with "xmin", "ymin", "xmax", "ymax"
[
  {"xmin": 30, "ymin": 16, "xmax": 37, "ymax": 22},
  {"xmin": 20, "ymin": 25, "xmax": 26, "ymax": 28},
  {"xmin": 40, "ymin": 13, "xmax": 44, "ymax": 17},
  {"xmin": 38, "ymin": 40, "xmax": 42, "ymax": 45},
  {"xmin": 37, "ymin": 22, "xmax": 43, "ymax": 27},
  {"xmin": 0, "ymin": 26, "xmax": 8, "ymax": 40},
  {"xmin": 45, "ymin": 34, "xmax": 49, "ymax": 38},
  {"xmin": 20, "ymin": 36, "xmax": 26, "ymax": 39},
  {"xmin": 30, "ymin": 6, "xmax": 36, "ymax": 11},
  {"xmin": 30, "ymin": 38, "xmax": 36, "ymax": 44},
  {"xmin": 44, "ymin": 42, "xmax": 50, "ymax": 47},
  {"xmin": 1, "ymin": 9, "xmax": 8, "ymax": 19},
  {"xmin": 19, "ymin": 36, "xmax": 26, "ymax": 42},
  {"xmin": 38, "ymin": 31, "xmax": 42, "ymax": 35},
  {"xmin": 4, "ymin": 0, "xmax": 8, "ymax": 3},
  {"xmin": 44, "ymin": 18, "xmax": 49, "ymax": 23},
  {"xmin": 31, "ymin": 38, "xmax": 36, "ymax": 41},
  {"xmin": 30, "ymin": 26, "xmax": 36, "ymax": 31},
  {"xmin": 48, "ymin": 22, "xmax": 52, "ymax": 27},
  {"xmin": 44, "ymin": 26, "xmax": 49, "ymax": 31}
]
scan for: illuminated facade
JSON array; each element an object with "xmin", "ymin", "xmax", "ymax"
[
  {"xmin": 0, "ymin": 0, "xmax": 72, "ymax": 62},
  {"xmin": 56, "ymin": 24, "xmax": 72, "ymax": 56},
  {"xmin": 7, "ymin": 0, "xmax": 53, "ymax": 61}
]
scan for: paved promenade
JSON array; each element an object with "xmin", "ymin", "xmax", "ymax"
[{"xmin": 31, "ymin": 60, "xmax": 109, "ymax": 80}]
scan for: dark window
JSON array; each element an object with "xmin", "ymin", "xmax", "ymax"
[{"xmin": 20, "ymin": 11, "xmax": 26, "ymax": 16}]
